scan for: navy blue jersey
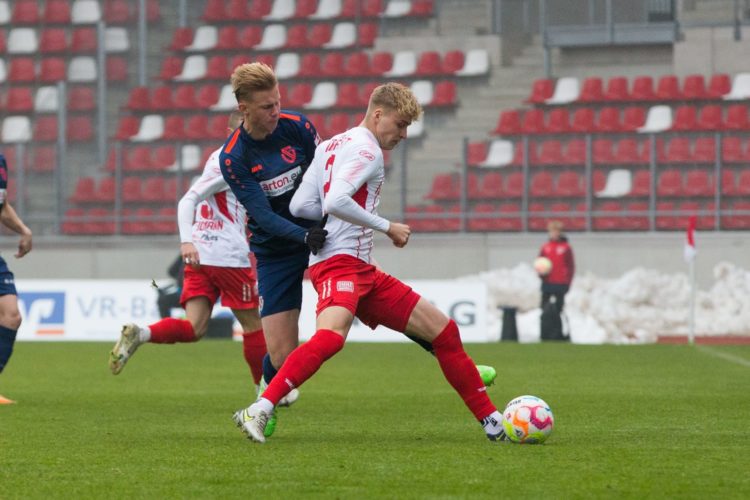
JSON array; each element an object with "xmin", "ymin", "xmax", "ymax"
[
  {"xmin": 220, "ymin": 111, "xmax": 319, "ymax": 256},
  {"xmin": 0, "ymin": 154, "xmax": 8, "ymax": 211}
]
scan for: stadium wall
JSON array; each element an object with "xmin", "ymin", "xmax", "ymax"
[{"xmin": 11, "ymin": 232, "xmax": 748, "ymax": 288}]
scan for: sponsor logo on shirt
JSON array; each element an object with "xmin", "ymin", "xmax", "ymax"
[
  {"xmin": 251, "ymin": 164, "xmax": 262, "ymax": 173},
  {"xmin": 336, "ymin": 280, "xmax": 354, "ymax": 293},
  {"xmin": 281, "ymin": 145, "xmax": 297, "ymax": 164},
  {"xmin": 259, "ymin": 166, "xmax": 302, "ymax": 197},
  {"xmin": 359, "ymin": 150, "xmax": 375, "ymax": 161}
]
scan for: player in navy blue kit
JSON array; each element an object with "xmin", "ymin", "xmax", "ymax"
[
  {"xmin": 220, "ymin": 62, "xmax": 326, "ymax": 434},
  {"xmin": 0, "ymin": 153, "xmax": 33, "ymax": 405}
]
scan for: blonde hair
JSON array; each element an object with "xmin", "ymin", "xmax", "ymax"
[
  {"xmin": 548, "ymin": 220, "xmax": 564, "ymax": 232},
  {"xmin": 227, "ymin": 110, "xmax": 244, "ymax": 129},
  {"xmin": 231, "ymin": 62, "xmax": 277, "ymax": 103},
  {"xmin": 367, "ymin": 82, "xmax": 422, "ymax": 122}
]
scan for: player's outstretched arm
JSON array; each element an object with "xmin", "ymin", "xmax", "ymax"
[{"xmin": 0, "ymin": 202, "xmax": 32, "ymax": 258}]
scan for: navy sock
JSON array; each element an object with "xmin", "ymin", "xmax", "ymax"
[
  {"xmin": 0, "ymin": 325, "xmax": 18, "ymax": 374},
  {"xmin": 262, "ymin": 353, "xmax": 278, "ymax": 384}
]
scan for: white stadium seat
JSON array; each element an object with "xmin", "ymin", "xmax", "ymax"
[
  {"xmin": 310, "ymin": 0, "xmax": 342, "ymax": 19},
  {"xmin": 323, "ymin": 22, "xmax": 356, "ymax": 49},
  {"xmin": 385, "ymin": 51, "xmax": 417, "ymax": 77},
  {"xmin": 0, "ymin": 1, "xmax": 10, "ymax": 25},
  {"xmin": 304, "ymin": 82, "xmax": 337, "ymax": 110},
  {"xmin": 382, "ymin": 0, "xmax": 411, "ymax": 17},
  {"xmin": 456, "ymin": 49, "xmax": 489, "ymax": 77},
  {"xmin": 174, "ymin": 55, "xmax": 207, "ymax": 81},
  {"xmin": 131, "ymin": 115, "xmax": 165, "ymax": 142},
  {"xmin": 724, "ymin": 73, "xmax": 750, "ymax": 101},
  {"xmin": 210, "ymin": 85, "xmax": 236, "ymax": 111},
  {"xmin": 167, "ymin": 145, "xmax": 202, "ymax": 172},
  {"xmin": 256, "ymin": 24, "xmax": 287, "ymax": 50},
  {"xmin": 637, "ymin": 105, "xmax": 672, "ymax": 133},
  {"xmin": 0, "ymin": 59, "xmax": 6, "ymax": 83},
  {"xmin": 105, "ymin": 27, "xmax": 130, "ymax": 53},
  {"xmin": 71, "ymin": 0, "xmax": 102, "ymax": 24},
  {"xmin": 480, "ymin": 140, "xmax": 513, "ymax": 168},
  {"xmin": 264, "ymin": 0, "xmax": 295, "ymax": 21},
  {"xmin": 595, "ymin": 169, "xmax": 632, "ymax": 198},
  {"xmin": 34, "ymin": 86, "xmax": 60, "ymax": 112},
  {"xmin": 407, "ymin": 118, "xmax": 424, "ymax": 138},
  {"xmin": 8, "ymin": 28, "xmax": 38, "ymax": 54},
  {"xmin": 545, "ymin": 77, "xmax": 579, "ymax": 104},
  {"xmin": 185, "ymin": 26, "xmax": 217, "ymax": 52},
  {"xmin": 410, "ymin": 80, "xmax": 434, "ymax": 106},
  {"xmin": 68, "ymin": 56, "xmax": 98, "ymax": 82},
  {"xmin": 2, "ymin": 116, "xmax": 32, "ymax": 143},
  {"xmin": 275, "ymin": 53, "xmax": 300, "ymax": 79}
]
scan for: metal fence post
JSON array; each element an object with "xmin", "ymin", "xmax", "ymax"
[
  {"xmin": 460, "ymin": 137, "xmax": 468, "ymax": 232},
  {"xmin": 114, "ymin": 142, "xmax": 123, "ymax": 235},
  {"xmin": 649, "ymin": 133, "xmax": 657, "ymax": 231},
  {"xmin": 56, "ymin": 81, "xmax": 68, "ymax": 235},
  {"xmin": 96, "ymin": 21, "xmax": 107, "ymax": 164},
  {"xmin": 714, "ymin": 132, "xmax": 722, "ymax": 230},
  {"xmin": 585, "ymin": 134, "xmax": 592, "ymax": 231},
  {"xmin": 138, "ymin": 0, "xmax": 147, "ymax": 86},
  {"xmin": 522, "ymin": 135, "xmax": 529, "ymax": 231}
]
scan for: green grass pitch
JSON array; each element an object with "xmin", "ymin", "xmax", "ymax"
[{"xmin": 1, "ymin": 341, "xmax": 749, "ymax": 499}]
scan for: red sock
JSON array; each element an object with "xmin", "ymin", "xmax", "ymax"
[
  {"xmin": 262, "ymin": 329, "xmax": 344, "ymax": 405},
  {"xmin": 431, "ymin": 320, "xmax": 497, "ymax": 421},
  {"xmin": 242, "ymin": 330, "xmax": 266, "ymax": 385},
  {"xmin": 148, "ymin": 318, "xmax": 197, "ymax": 344}
]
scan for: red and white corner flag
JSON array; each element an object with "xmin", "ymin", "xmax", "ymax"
[{"xmin": 684, "ymin": 215, "xmax": 697, "ymax": 263}]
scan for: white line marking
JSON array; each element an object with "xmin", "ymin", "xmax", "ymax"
[{"xmin": 696, "ymin": 345, "xmax": 750, "ymax": 368}]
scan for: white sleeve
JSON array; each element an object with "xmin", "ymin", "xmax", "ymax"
[
  {"xmin": 177, "ymin": 167, "xmax": 228, "ymax": 243},
  {"xmin": 289, "ymin": 166, "xmax": 323, "ymax": 220},
  {"xmin": 322, "ymin": 148, "xmax": 390, "ymax": 233}
]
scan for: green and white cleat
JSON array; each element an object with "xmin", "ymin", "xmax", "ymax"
[
  {"xmin": 256, "ymin": 378, "xmax": 280, "ymax": 437},
  {"xmin": 109, "ymin": 323, "xmax": 143, "ymax": 375},
  {"xmin": 232, "ymin": 404, "xmax": 271, "ymax": 443},
  {"xmin": 278, "ymin": 388, "xmax": 299, "ymax": 407},
  {"xmin": 476, "ymin": 365, "xmax": 497, "ymax": 387}
]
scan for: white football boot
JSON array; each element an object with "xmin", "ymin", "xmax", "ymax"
[
  {"xmin": 109, "ymin": 323, "xmax": 143, "ymax": 375},
  {"xmin": 277, "ymin": 388, "xmax": 300, "ymax": 407},
  {"xmin": 232, "ymin": 404, "xmax": 271, "ymax": 443}
]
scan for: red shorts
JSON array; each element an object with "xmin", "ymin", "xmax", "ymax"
[
  {"xmin": 180, "ymin": 265, "xmax": 259, "ymax": 310},
  {"xmin": 308, "ymin": 254, "xmax": 421, "ymax": 332}
]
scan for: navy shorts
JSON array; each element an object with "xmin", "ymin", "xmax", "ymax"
[
  {"xmin": 0, "ymin": 256, "xmax": 16, "ymax": 296},
  {"xmin": 255, "ymin": 250, "xmax": 309, "ymax": 318}
]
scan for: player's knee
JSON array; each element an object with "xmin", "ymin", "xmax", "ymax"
[
  {"xmin": 0, "ymin": 309, "xmax": 22, "ymax": 331},
  {"xmin": 190, "ymin": 319, "xmax": 209, "ymax": 339},
  {"xmin": 430, "ymin": 319, "xmax": 462, "ymax": 351}
]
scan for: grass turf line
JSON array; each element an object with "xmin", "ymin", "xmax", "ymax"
[{"xmin": 1, "ymin": 342, "xmax": 749, "ymax": 499}]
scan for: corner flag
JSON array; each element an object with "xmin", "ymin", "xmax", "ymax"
[{"xmin": 683, "ymin": 215, "xmax": 697, "ymax": 263}]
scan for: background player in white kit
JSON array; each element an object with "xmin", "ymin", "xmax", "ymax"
[
  {"xmin": 109, "ymin": 112, "xmax": 279, "ymax": 399},
  {"xmin": 233, "ymin": 83, "xmax": 507, "ymax": 443}
]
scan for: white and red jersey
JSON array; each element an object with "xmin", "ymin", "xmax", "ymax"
[
  {"xmin": 177, "ymin": 147, "xmax": 250, "ymax": 268},
  {"xmin": 290, "ymin": 127, "xmax": 390, "ymax": 266}
]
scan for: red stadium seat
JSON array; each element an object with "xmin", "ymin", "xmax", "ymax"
[
  {"xmin": 563, "ymin": 139, "xmax": 586, "ymax": 165},
  {"xmin": 595, "ymin": 107, "xmax": 621, "ymax": 132},
  {"xmin": 623, "ymin": 202, "xmax": 650, "ymax": 230},
  {"xmin": 44, "ymin": 0, "xmax": 72, "ymax": 23},
  {"xmin": 247, "ymin": 0, "xmax": 272, "ymax": 19},
  {"xmin": 556, "ymin": 171, "xmax": 583, "ymax": 197},
  {"xmin": 6, "ymin": 88, "xmax": 33, "ymax": 113},
  {"xmin": 12, "ymin": 1, "xmax": 40, "ymax": 24},
  {"xmin": 530, "ymin": 171, "xmax": 554, "ymax": 197},
  {"xmin": 478, "ymin": 171, "xmax": 503, "ymax": 199},
  {"xmin": 173, "ymin": 85, "xmax": 198, "ymax": 110},
  {"xmin": 287, "ymin": 83, "xmax": 313, "ymax": 108},
  {"xmin": 411, "ymin": 0, "xmax": 434, "ymax": 16},
  {"xmin": 201, "ymin": 0, "xmax": 227, "ymax": 21},
  {"xmin": 320, "ymin": 52, "xmax": 345, "ymax": 77},
  {"xmin": 622, "ymin": 106, "xmax": 646, "ymax": 131},
  {"xmin": 537, "ymin": 140, "xmax": 563, "ymax": 165},
  {"xmin": 655, "ymin": 201, "xmax": 680, "ymax": 230},
  {"xmin": 525, "ymin": 78, "xmax": 554, "ymax": 104},
  {"xmin": 70, "ymin": 177, "xmax": 97, "ymax": 204},
  {"xmin": 285, "ymin": 24, "xmax": 308, "ymax": 48},
  {"xmin": 67, "ymin": 86, "xmax": 95, "ymax": 111},
  {"xmin": 149, "ymin": 86, "xmax": 174, "ymax": 111},
  {"xmin": 593, "ymin": 201, "xmax": 625, "ymax": 231},
  {"xmin": 495, "ymin": 203, "xmax": 521, "ymax": 231},
  {"xmin": 40, "ymin": 28, "xmax": 68, "ymax": 53},
  {"xmin": 105, "ymin": 0, "xmax": 132, "ymax": 23},
  {"xmin": 415, "ymin": 51, "xmax": 441, "ymax": 76},
  {"xmin": 357, "ymin": 22, "xmax": 378, "ymax": 47},
  {"xmin": 67, "ymin": 116, "xmax": 93, "ymax": 142},
  {"xmin": 656, "ymin": 75, "xmax": 681, "ymax": 100},
  {"xmin": 442, "ymin": 50, "xmax": 465, "ymax": 74},
  {"xmin": 603, "ymin": 76, "xmax": 629, "ymax": 101},
  {"xmin": 570, "ymin": 108, "xmax": 595, "ymax": 133},
  {"xmin": 299, "ymin": 53, "xmax": 322, "ymax": 77},
  {"xmin": 122, "ymin": 176, "xmax": 143, "ymax": 203},
  {"xmin": 205, "ymin": 56, "xmax": 229, "ymax": 80},
  {"xmin": 294, "ymin": 0, "xmax": 317, "ymax": 18},
  {"xmin": 29, "ymin": 145, "xmax": 57, "ymax": 172},
  {"xmin": 370, "ymin": 52, "xmax": 393, "ymax": 75},
  {"xmin": 722, "ymin": 201, "xmax": 750, "ymax": 229},
  {"xmin": 578, "ymin": 77, "xmax": 604, "ymax": 102},
  {"xmin": 124, "ymin": 146, "xmax": 153, "ymax": 171},
  {"xmin": 521, "ymin": 109, "xmax": 546, "ymax": 134},
  {"xmin": 107, "ymin": 57, "xmax": 128, "ymax": 82},
  {"xmin": 697, "ymin": 105, "xmax": 723, "ymax": 130},
  {"xmin": 327, "ymin": 113, "xmax": 350, "ymax": 136},
  {"xmin": 613, "ymin": 138, "xmax": 642, "ymax": 165},
  {"xmin": 546, "ymin": 108, "xmax": 570, "ymax": 133},
  {"xmin": 683, "ymin": 170, "xmax": 714, "ymax": 197},
  {"xmin": 527, "ymin": 202, "xmax": 548, "ymax": 231},
  {"xmin": 492, "ymin": 110, "xmax": 521, "ymax": 135},
  {"xmin": 161, "ymin": 116, "xmax": 186, "ymax": 140},
  {"xmin": 0, "ymin": 31, "xmax": 5, "ymax": 54},
  {"xmin": 195, "ymin": 85, "xmax": 220, "ymax": 108},
  {"xmin": 721, "ymin": 137, "xmax": 748, "ymax": 163},
  {"xmin": 169, "ymin": 27, "xmax": 193, "ymax": 51},
  {"xmin": 34, "ymin": 116, "xmax": 59, "ymax": 141},
  {"xmin": 664, "ymin": 137, "xmax": 692, "ymax": 164},
  {"xmin": 469, "ymin": 203, "xmax": 501, "ymax": 232},
  {"xmin": 592, "ymin": 139, "xmax": 616, "ymax": 164},
  {"xmin": 432, "ymin": 81, "xmax": 457, "ymax": 107},
  {"xmin": 152, "ymin": 145, "xmax": 176, "ymax": 169},
  {"xmin": 682, "ymin": 201, "xmax": 716, "ymax": 230},
  {"xmin": 425, "ymin": 173, "xmax": 459, "ymax": 201},
  {"xmin": 115, "ymin": 116, "xmax": 139, "ymax": 140},
  {"xmin": 631, "ymin": 76, "xmax": 656, "ymax": 100},
  {"xmin": 724, "ymin": 104, "xmax": 750, "ymax": 130},
  {"xmin": 630, "ymin": 170, "xmax": 652, "ymax": 197},
  {"xmin": 707, "ymin": 73, "xmax": 731, "ymax": 98},
  {"xmin": 216, "ymin": 26, "xmax": 239, "ymax": 50},
  {"xmin": 737, "ymin": 171, "xmax": 750, "ymax": 195},
  {"xmin": 307, "ymin": 23, "xmax": 332, "ymax": 47},
  {"xmin": 657, "ymin": 169, "xmax": 683, "ymax": 196},
  {"xmin": 154, "ymin": 207, "xmax": 177, "ymax": 234},
  {"xmin": 39, "ymin": 58, "xmax": 66, "ymax": 83},
  {"xmin": 96, "ymin": 177, "xmax": 116, "ymax": 203},
  {"xmin": 184, "ymin": 114, "xmax": 209, "ymax": 140},
  {"xmin": 208, "ymin": 115, "xmax": 231, "ymax": 140},
  {"xmin": 9, "ymin": 58, "xmax": 36, "ymax": 82},
  {"xmin": 466, "ymin": 142, "xmax": 488, "ymax": 167},
  {"xmin": 592, "ymin": 170, "xmax": 606, "ymax": 193},
  {"xmin": 158, "ymin": 57, "xmax": 182, "ymax": 80},
  {"xmin": 671, "ymin": 105, "xmax": 698, "ymax": 131},
  {"xmin": 141, "ymin": 177, "xmax": 166, "ymax": 202},
  {"xmin": 237, "ymin": 26, "xmax": 262, "ymax": 48},
  {"xmin": 692, "ymin": 137, "xmax": 716, "ymax": 163},
  {"xmin": 721, "ymin": 170, "xmax": 737, "ymax": 196},
  {"xmin": 71, "ymin": 27, "xmax": 97, "ymax": 52},
  {"xmin": 343, "ymin": 52, "xmax": 368, "ymax": 77},
  {"xmin": 361, "ymin": 0, "xmax": 384, "ymax": 17},
  {"xmin": 504, "ymin": 172, "xmax": 524, "ymax": 198},
  {"xmin": 682, "ymin": 74, "xmax": 707, "ymax": 100}
]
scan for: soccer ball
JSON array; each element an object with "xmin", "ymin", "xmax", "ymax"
[
  {"xmin": 533, "ymin": 256, "xmax": 552, "ymax": 276},
  {"xmin": 502, "ymin": 395, "xmax": 554, "ymax": 444}
]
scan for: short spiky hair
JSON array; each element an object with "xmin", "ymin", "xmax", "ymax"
[
  {"xmin": 231, "ymin": 62, "xmax": 277, "ymax": 103},
  {"xmin": 367, "ymin": 82, "xmax": 422, "ymax": 122}
]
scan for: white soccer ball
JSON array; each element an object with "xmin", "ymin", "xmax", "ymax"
[
  {"xmin": 533, "ymin": 256, "xmax": 553, "ymax": 276},
  {"xmin": 502, "ymin": 395, "xmax": 554, "ymax": 444}
]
